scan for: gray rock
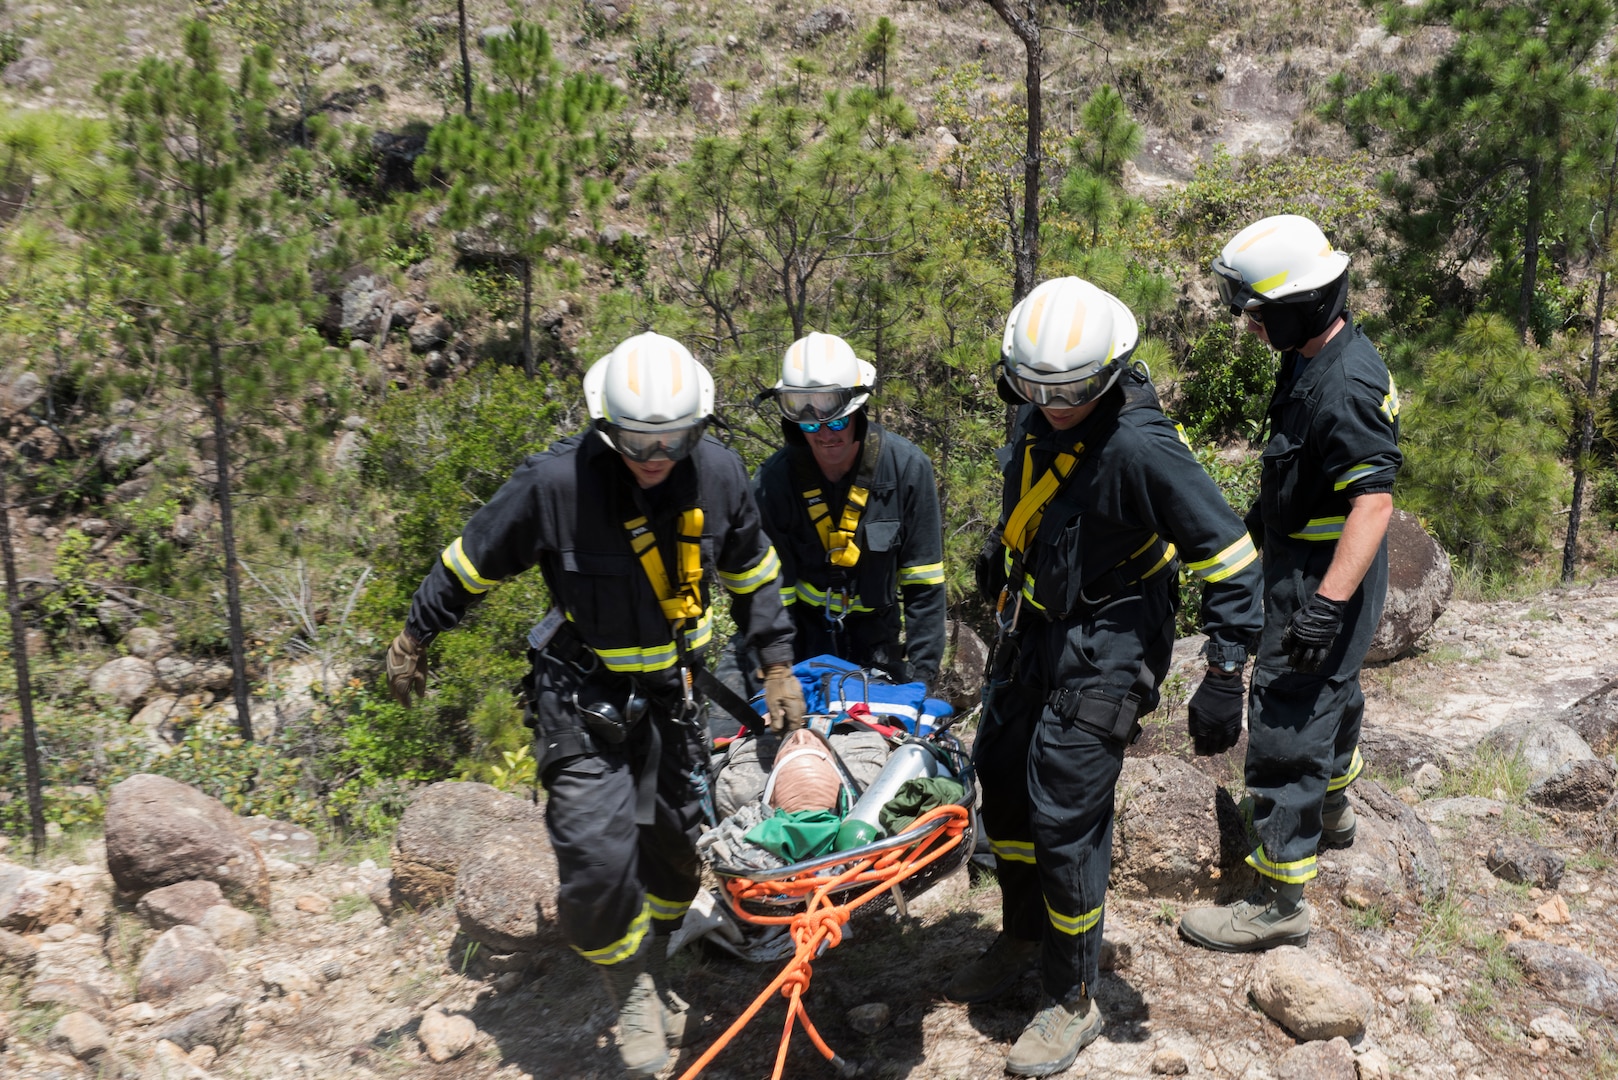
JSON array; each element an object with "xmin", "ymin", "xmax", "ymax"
[
  {"xmin": 99, "ymin": 425, "xmax": 154, "ymax": 471},
  {"xmin": 937, "ymin": 620, "xmax": 988, "ymax": 715},
  {"xmin": 389, "ymin": 299, "xmax": 420, "ymax": 328},
  {"xmin": 27, "ymin": 979, "xmax": 110, "ymax": 1016},
  {"xmin": 1112, "ymin": 756, "xmax": 1257, "ymax": 902},
  {"xmin": 846, "ymin": 1002, "xmax": 889, "ymax": 1034},
  {"xmin": 0, "ymin": 926, "xmax": 39, "ymax": 973},
  {"xmin": 198, "ymin": 904, "xmax": 257, "ymax": 950},
  {"xmin": 480, "ymin": 24, "xmax": 512, "ymax": 43},
  {"xmin": 348, "ymin": 48, "xmax": 381, "ymax": 70},
  {"xmin": 0, "ymin": 863, "xmax": 76, "ymax": 931},
  {"xmin": 1478, "ymin": 720, "xmax": 1596, "ymax": 787},
  {"xmin": 408, "ymin": 315, "xmax": 452, "ymax": 353},
  {"xmin": 137, "ymin": 880, "xmax": 225, "ymax": 930},
  {"xmin": 796, "ymin": 6, "xmax": 853, "ymax": 43},
  {"xmin": 104, "ymin": 774, "xmax": 270, "ymax": 908},
  {"xmin": 1527, "ymin": 758, "xmax": 1616, "ymax": 811},
  {"xmin": 1276, "ymin": 1036, "xmax": 1355, "ymax": 1079},
  {"xmin": 1, "ymin": 368, "xmax": 44, "ymax": 414},
  {"xmin": 1417, "ymin": 795, "xmax": 1504, "ymax": 824},
  {"xmin": 1248, "ymin": 946, "xmax": 1372, "ymax": 1040},
  {"xmin": 136, "ymin": 925, "xmax": 227, "ymax": 1001},
  {"xmin": 327, "ymin": 265, "xmax": 391, "ymax": 342},
  {"xmin": 583, "ymin": 0, "xmax": 633, "ymax": 28},
  {"xmin": 47, "ymin": 1011, "xmax": 109, "ymax": 1061},
  {"xmin": 1318, "ymin": 780, "xmax": 1447, "ymax": 905},
  {"xmin": 90, "ymin": 656, "xmax": 158, "ymax": 708},
  {"xmin": 1, "ymin": 56, "xmax": 52, "ymax": 87},
  {"xmin": 156, "ymin": 997, "xmax": 243, "ymax": 1053},
  {"xmin": 1487, "ymin": 840, "xmax": 1564, "ymax": 889},
  {"xmin": 1559, "ymin": 677, "xmax": 1618, "ymax": 757},
  {"xmin": 454, "ymin": 822, "xmax": 562, "ymax": 953},
  {"xmin": 392, "ymin": 782, "xmax": 544, "ymax": 907},
  {"xmin": 131, "ymin": 695, "xmax": 206, "ymax": 748},
  {"xmin": 96, "ymin": 597, "xmax": 139, "ymax": 636},
  {"xmin": 1366, "ymin": 510, "xmax": 1453, "ymax": 662},
  {"xmin": 418, "ymin": 1007, "xmax": 477, "ymax": 1063},
  {"xmin": 124, "ymin": 626, "xmax": 168, "ymax": 659},
  {"xmin": 262, "ymin": 961, "xmax": 321, "ymax": 996},
  {"xmin": 241, "ymin": 818, "xmax": 320, "ymax": 862},
  {"xmin": 308, "ymin": 41, "xmax": 342, "ymax": 67},
  {"xmin": 1508, "ymin": 941, "xmax": 1618, "ymax": 1016},
  {"xmin": 1357, "ymin": 726, "xmax": 1451, "ymax": 783},
  {"xmin": 1528, "ymin": 1009, "xmax": 1586, "ymax": 1054}
]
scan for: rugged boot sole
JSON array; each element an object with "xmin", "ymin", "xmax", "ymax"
[
  {"xmin": 1178, "ymin": 899, "xmax": 1311, "ymax": 954},
  {"xmin": 1005, "ymin": 997, "xmax": 1103, "ymax": 1077},
  {"xmin": 944, "ymin": 936, "xmax": 1041, "ymax": 1004}
]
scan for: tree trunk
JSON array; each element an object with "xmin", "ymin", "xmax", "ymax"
[
  {"xmin": 520, "ymin": 257, "xmax": 535, "ymax": 379},
  {"xmin": 1015, "ymin": 25, "xmax": 1042, "ymax": 304},
  {"xmin": 0, "ymin": 467, "xmax": 46, "ymax": 855},
  {"xmin": 1517, "ymin": 156, "xmax": 1544, "ymax": 341},
  {"xmin": 458, "ymin": 0, "xmax": 474, "ymax": 118},
  {"xmin": 210, "ymin": 343, "xmax": 255, "ymax": 742},
  {"xmin": 1563, "ymin": 128, "xmax": 1618, "ymax": 583}
]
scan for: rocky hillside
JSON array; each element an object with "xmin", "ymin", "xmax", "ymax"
[{"xmin": 4, "ymin": 579, "xmax": 1618, "ymax": 1080}]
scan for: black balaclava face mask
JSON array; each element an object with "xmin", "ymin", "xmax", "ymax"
[{"xmin": 1260, "ymin": 272, "xmax": 1349, "ymax": 352}]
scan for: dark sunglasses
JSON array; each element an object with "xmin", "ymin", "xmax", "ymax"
[{"xmin": 798, "ymin": 416, "xmax": 852, "ymax": 433}]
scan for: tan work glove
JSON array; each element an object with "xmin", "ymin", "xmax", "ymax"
[
  {"xmin": 386, "ymin": 630, "xmax": 426, "ymax": 706},
  {"xmin": 760, "ymin": 663, "xmax": 807, "ymax": 735}
]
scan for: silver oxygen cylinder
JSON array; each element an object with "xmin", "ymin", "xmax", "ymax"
[{"xmin": 833, "ymin": 741, "xmax": 945, "ymax": 851}]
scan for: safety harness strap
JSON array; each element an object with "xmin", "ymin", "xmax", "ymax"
[
  {"xmin": 625, "ymin": 508, "xmax": 706, "ymax": 623},
  {"xmin": 796, "ymin": 427, "xmax": 883, "ymax": 572}
]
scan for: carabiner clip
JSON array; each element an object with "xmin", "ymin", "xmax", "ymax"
[{"xmin": 995, "ymin": 586, "xmax": 1022, "ymax": 639}]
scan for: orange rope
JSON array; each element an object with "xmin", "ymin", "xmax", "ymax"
[{"xmin": 676, "ymin": 803, "xmax": 970, "ymax": 1080}]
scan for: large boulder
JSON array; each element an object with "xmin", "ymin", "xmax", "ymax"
[
  {"xmin": 0, "ymin": 863, "xmax": 77, "ymax": 932},
  {"xmin": 136, "ymin": 881, "xmax": 226, "ymax": 931},
  {"xmin": 1508, "ymin": 942, "xmax": 1618, "ymax": 1017},
  {"xmin": 935, "ymin": 620, "xmax": 989, "ymax": 716},
  {"xmin": 1528, "ymin": 758, "xmax": 1617, "ymax": 811},
  {"xmin": 1314, "ymin": 779, "xmax": 1447, "ymax": 908},
  {"xmin": 1111, "ymin": 756, "xmax": 1257, "ymax": 902},
  {"xmin": 1366, "ymin": 510, "xmax": 1452, "ymax": 662},
  {"xmin": 322, "ymin": 265, "xmax": 391, "ymax": 343},
  {"xmin": 391, "ymin": 782, "xmax": 545, "ymax": 907},
  {"xmin": 104, "ymin": 775, "xmax": 269, "ymax": 908},
  {"xmin": 795, "ymin": 6, "xmax": 853, "ymax": 43},
  {"xmin": 1477, "ymin": 721, "xmax": 1596, "ymax": 788},
  {"xmin": 454, "ymin": 821, "xmax": 563, "ymax": 953}
]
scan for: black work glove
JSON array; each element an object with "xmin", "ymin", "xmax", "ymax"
[
  {"xmin": 1281, "ymin": 594, "xmax": 1348, "ymax": 673},
  {"xmin": 1187, "ymin": 667, "xmax": 1245, "ymax": 755}
]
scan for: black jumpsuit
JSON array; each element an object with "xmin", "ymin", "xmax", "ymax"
[
  {"xmin": 1244, "ymin": 321, "xmax": 1401, "ymax": 885},
  {"xmin": 404, "ymin": 431, "xmax": 793, "ymax": 967},
  {"xmin": 976, "ymin": 374, "xmax": 1263, "ymax": 999},
  {"xmin": 752, "ymin": 419, "xmax": 947, "ymax": 685}
]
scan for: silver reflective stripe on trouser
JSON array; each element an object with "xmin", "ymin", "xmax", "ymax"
[
  {"xmin": 1045, "ymin": 899, "xmax": 1102, "ymax": 936},
  {"xmin": 989, "ymin": 836, "xmax": 1036, "ymax": 865}
]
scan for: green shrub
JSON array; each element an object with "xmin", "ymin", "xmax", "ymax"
[
  {"xmin": 1178, "ymin": 322, "xmax": 1278, "ymax": 441},
  {"xmin": 629, "ymin": 29, "xmax": 688, "ymax": 110}
]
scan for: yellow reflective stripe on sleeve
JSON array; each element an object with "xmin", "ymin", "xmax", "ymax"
[
  {"xmin": 1380, "ymin": 374, "xmax": 1400, "ymax": 426},
  {"xmin": 441, "ymin": 537, "xmax": 496, "ymax": 594},
  {"xmin": 792, "ymin": 580, "xmax": 874, "ymax": 616},
  {"xmin": 898, "ymin": 561, "xmax": 945, "ymax": 586},
  {"xmin": 646, "ymin": 893, "xmax": 692, "ymax": 923},
  {"xmin": 590, "ymin": 611, "xmax": 714, "ymax": 672},
  {"xmin": 719, "ymin": 545, "xmax": 782, "ymax": 595},
  {"xmin": 1327, "ymin": 747, "xmax": 1364, "ymax": 792},
  {"xmin": 1185, "ymin": 534, "xmax": 1258, "ymax": 583},
  {"xmin": 779, "ymin": 582, "xmax": 797, "ymax": 605},
  {"xmin": 575, "ymin": 901, "xmax": 650, "ymax": 965},
  {"xmin": 1246, "ymin": 847, "xmax": 1317, "ymax": 884},
  {"xmin": 1333, "ymin": 464, "xmax": 1382, "ymax": 492},
  {"xmin": 1288, "ymin": 517, "xmax": 1346, "ymax": 541},
  {"xmin": 988, "ymin": 837, "xmax": 1036, "ymax": 865},
  {"xmin": 1136, "ymin": 541, "xmax": 1178, "ymax": 582},
  {"xmin": 1045, "ymin": 899, "xmax": 1103, "ymax": 937}
]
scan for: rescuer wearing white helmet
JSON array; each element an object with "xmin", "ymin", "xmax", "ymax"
[
  {"xmin": 948, "ymin": 278, "xmax": 1263, "ymax": 1075},
  {"xmin": 386, "ymin": 332, "xmax": 804, "ymax": 1076},
  {"xmin": 711, "ymin": 332, "xmax": 945, "ymax": 721},
  {"xmin": 1180, "ymin": 215, "xmax": 1401, "ymax": 954}
]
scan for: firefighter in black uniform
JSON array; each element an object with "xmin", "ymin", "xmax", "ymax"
[
  {"xmin": 753, "ymin": 332, "xmax": 947, "ymax": 684},
  {"xmin": 385, "ymin": 333, "xmax": 807, "ymax": 1077},
  {"xmin": 1180, "ymin": 215, "xmax": 1401, "ymax": 953},
  {"xmin": 945, "ymin": 278, "xmax": 1264, "ymax": 1076}
]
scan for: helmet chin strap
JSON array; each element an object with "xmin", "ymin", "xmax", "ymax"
[{"xmin": 1261, "ymin": 273, "xmax": 1349, "ymax": 352}]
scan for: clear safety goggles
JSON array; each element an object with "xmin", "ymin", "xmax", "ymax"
[
  {"xmin": 598, "ymin": 418, "xmax": 708, "ymax": 463},
  {"xmin": 773, "ymin": 385, "xmax": 870, "ymax": 423},
  {"xmin": 1001, "ymin": 362, "xmax": 1117, "ymax": 409},
  {"xmin": 1211, "ymin": 256, "xmax": 1265, "ymax": 316}
]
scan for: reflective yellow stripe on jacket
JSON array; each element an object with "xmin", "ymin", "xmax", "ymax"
[
  {"xmin": 441, "ymin": 537, "xmax": 497, "ymax": 594},
  {"xmin": 1183, "ymin": 534, "xmax": 1257, "ymax": 583},
  {"xmin": 1288, "ymin": 517, "xmax": 1346, "ymax": 542},
  {"xmin": 898, "ymin": 561, "xmax": 945, "ymax": 587},
  {"xmin": 718, "ymin": 546, "xmax": 781, "ymax": 595},
  {"xmin": 584, "ymin": 609, "xmax": 715, "ymax": 673}
]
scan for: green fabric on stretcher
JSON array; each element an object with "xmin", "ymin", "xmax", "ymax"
[
  {"xmin": 744, "ymin": 809, "xmax": 844, "ymax": 862},
  {"xmin": 878, "ymin": 776, "xmax": 965, "ymax": 835}
]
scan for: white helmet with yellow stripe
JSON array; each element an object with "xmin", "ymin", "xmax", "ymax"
[
  {"xmin": 1212, "ymin": 214, "xmax": 1351, "ymax": 351},
  {"xmin": 1000, "ymin": 277, "xmax": 1137, "ymax": 409},
  {"xmin": 584, "ymin": 332, "xmax": 715, "ymax": 462},
  {"xmin": 771, "ymin": 332, "xmax": 877, "ymax": 423}
]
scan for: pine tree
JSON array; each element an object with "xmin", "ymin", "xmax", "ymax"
[
  {"xmin": 416, "ymin": 22, "xmax": 621, "ymax": 378},
  {"xmin": 91, "ymin": 21, "xmax": 338, "ymax": 741},
  {"xmin": 1330, "ymin": 0, "xmax": 1615, "ymax": 340}
]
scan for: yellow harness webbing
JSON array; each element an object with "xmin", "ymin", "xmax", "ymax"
[
  {"xmin": 1003, "ymin": 436, "xmax": 1083, "ymax": 557},
  {"xmin": 625, "ymin": 508, "xmax": 706, "ymax": 623},
  {"xmin": 802, "ymin": 484, "xmax": 868, "ymax": 569}
]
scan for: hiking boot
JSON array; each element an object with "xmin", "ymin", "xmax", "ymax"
[
  {"xmin": 1005, "ymin": 993, "xmax": 1103, "ymax": 1076},
  {"xmin": 597, "ymin": 937, "xmax": 669, "ymax": 1077},
  {"xmin": 648, "ymin": 936, "xmax": 701, "ymax": 1048},
  {"xmin": 1322, "ymin": 793, "xmax": 1357, "ymax": 848},
  {"xmin": 944, "ymin": 933, "xmax": 1041, "ymax": 1003},
  {"xmin": 1178, "ymin": 881, "xmax": 1310, "ymax": 953}
]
